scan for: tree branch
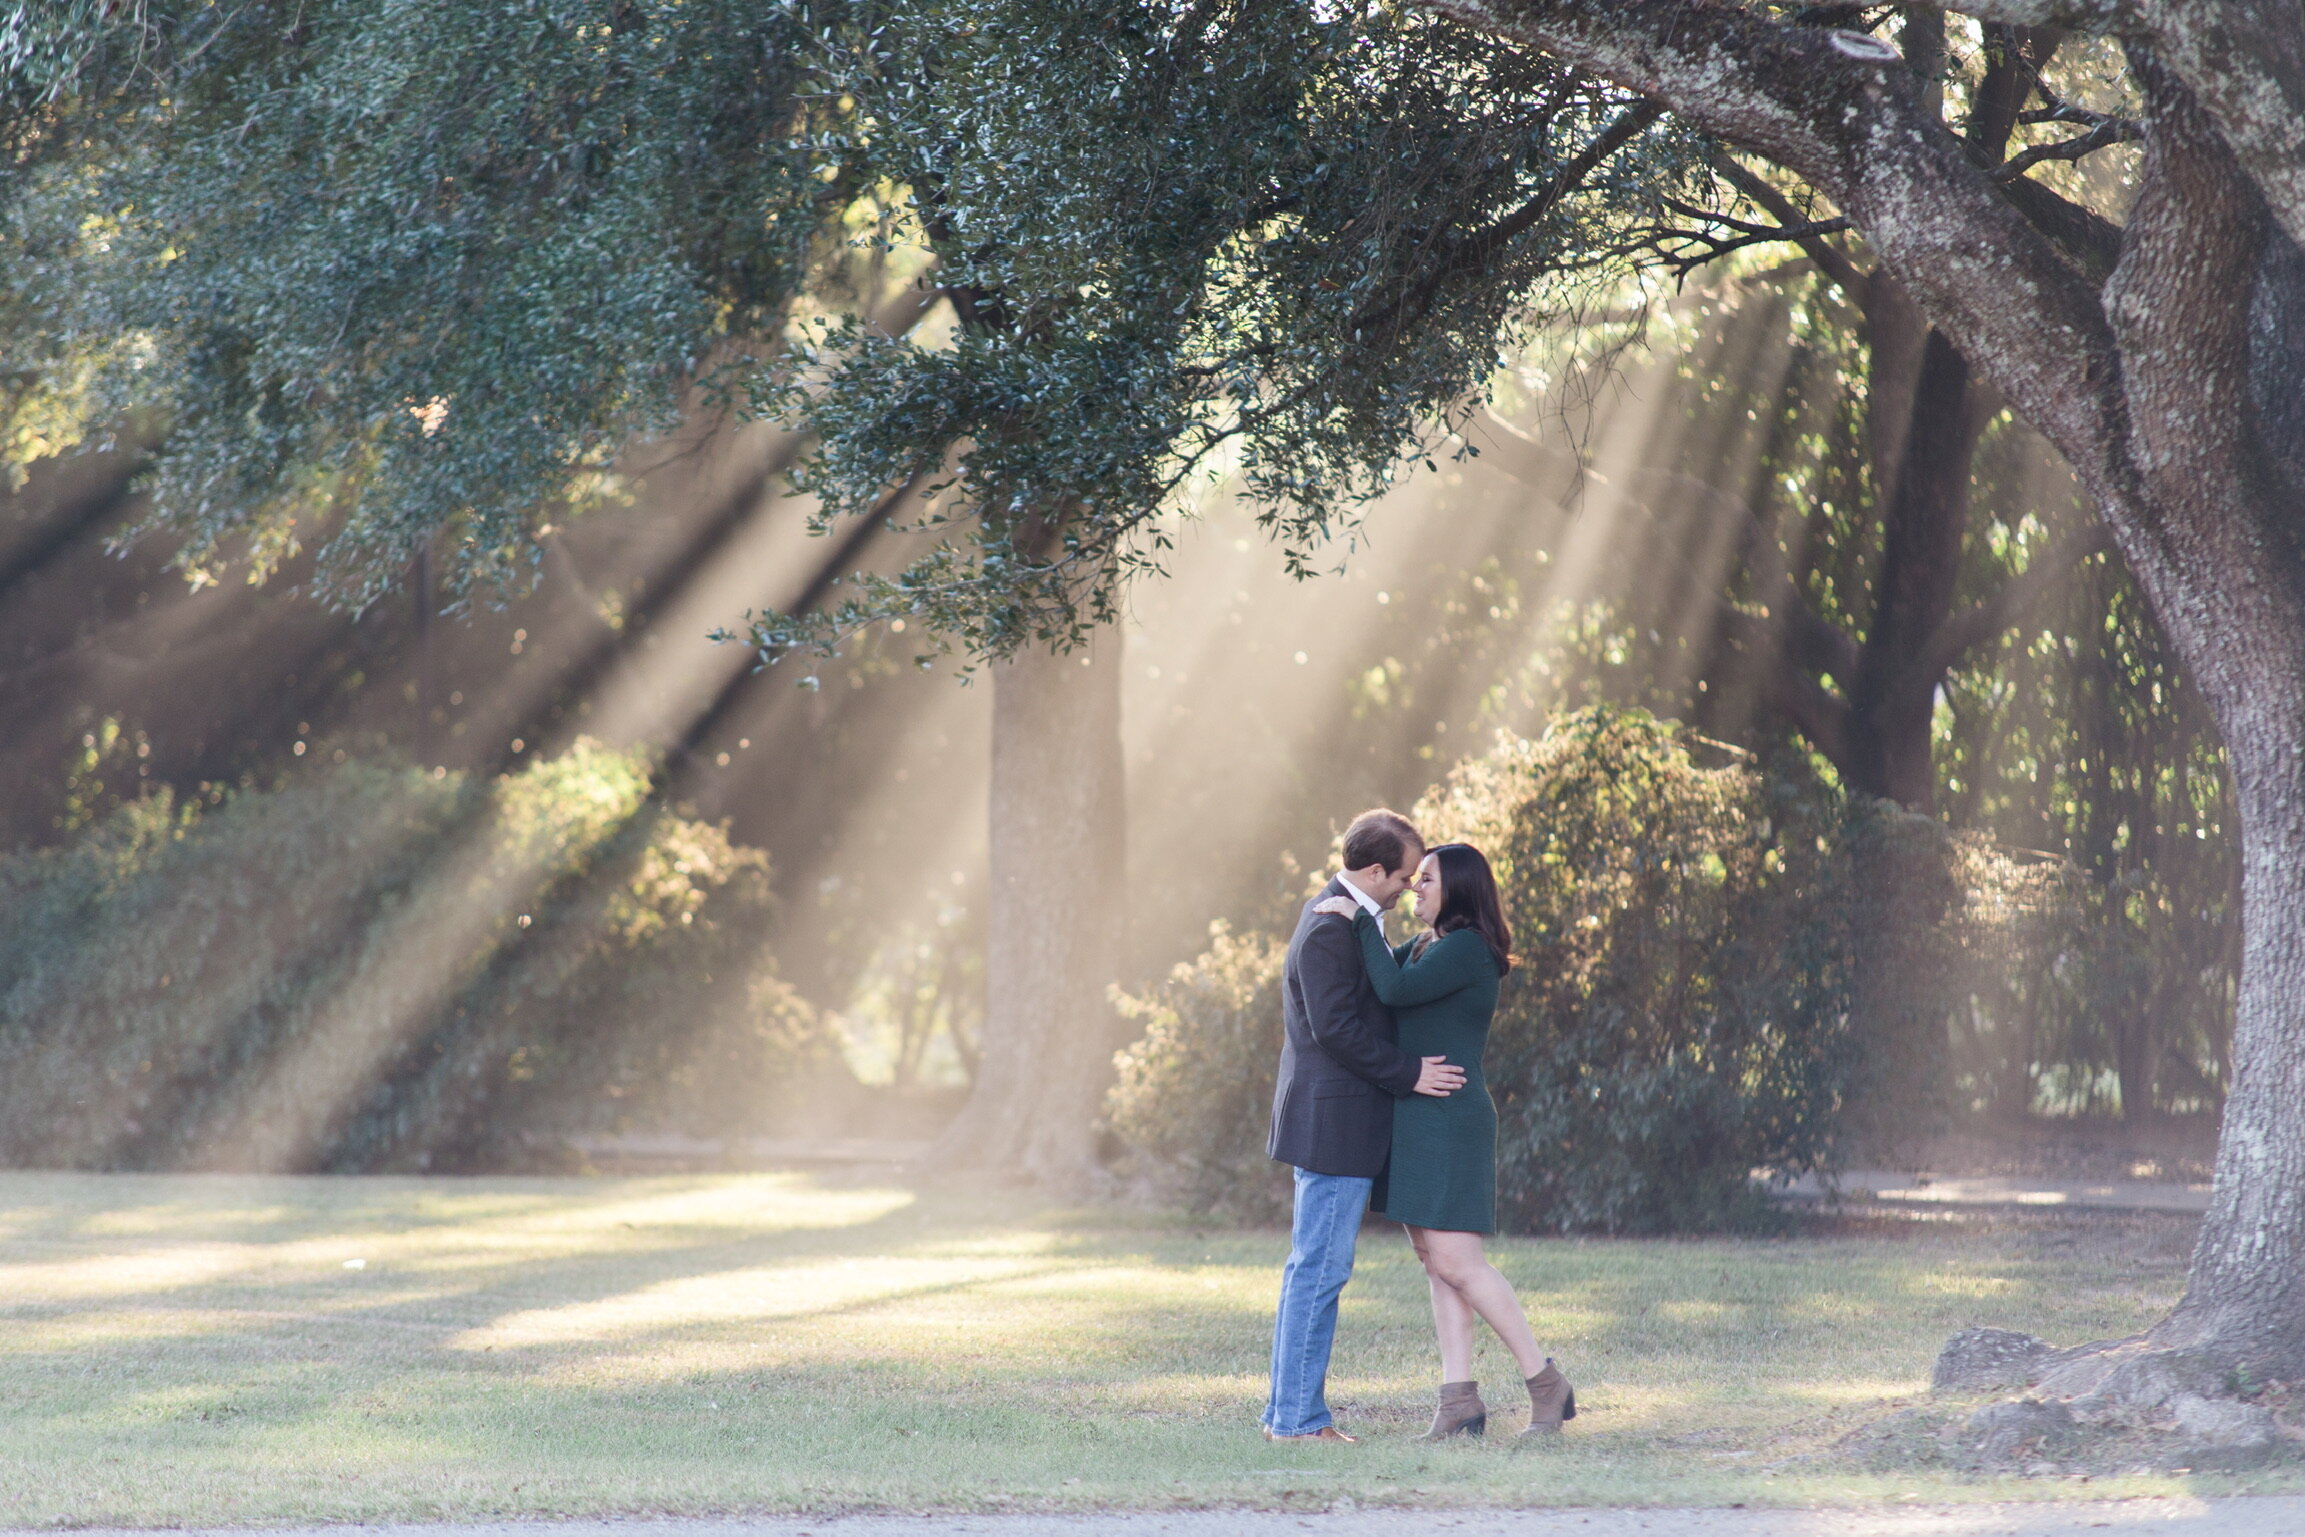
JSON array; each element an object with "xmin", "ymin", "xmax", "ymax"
[
  {"xmin": 1989, "ymin": 115, "xmax": 2142, "ymax": 180},
  {"xmin": 1349, "ymin": 100, "xmax": 1661, "ymax": 337},
  {"xmin": 1711, "ymin": 152, "xmax": 1867, "ymax": 299},
  {"xmin": 1997, "ymin": 175, "xmax": 2125, "ymax": 284},
  {"xmin": 2129, "ymin": 1, "xmax": 2305, "ymax": 257},
  {"xmin": 1626, "ymin": 202, "xmax": 1853, "ymax": 279},
  {"xmin": 1911, "ymin": 0, "xmax": 2305, "ymax": 252},
  {"xmin": 1421, "ymin": 0, "xmax": 2138, "ymax": 548},
  {"xmin": 1454, "ymin": 101, "xmax": 1664, "ymax": 269},
  {"xmin": 1922, "ymin": 523, "xmax": 2111, "ymax": 675}
]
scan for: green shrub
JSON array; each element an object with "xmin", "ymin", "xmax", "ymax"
[
  {"xmin": 0, "ymin": 741, "xmax": 842, "ymax": 1172},
  {"xmin": 1412, "ymin": 708, "xmax": 1865, "ymax": 1231},
  {"xmin": 1424, "ymin": 708, "xmax": 2070, "ymax": 1230},
  {"xmin": 1107, "ymin": 922, "xmax": 1289, "ymax": 1222}
]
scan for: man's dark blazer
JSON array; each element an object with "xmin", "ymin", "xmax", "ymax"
[{"xmin": 1267, "ymin": 876, "xmax": 1424, "ymax": 1178}]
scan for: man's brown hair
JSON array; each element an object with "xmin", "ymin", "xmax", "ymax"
[{"xmin": 1341, "ymin": 809, "xmax": 1422, "ymax": 876}]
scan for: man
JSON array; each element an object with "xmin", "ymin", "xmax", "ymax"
[{"xmin": 1262, "ymin": 808, "xmax": 1464, "ymax": 1443}]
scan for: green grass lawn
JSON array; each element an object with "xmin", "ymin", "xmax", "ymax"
[{"xmin": 0, "ymin": 1168, "xmax": 2287, "ymax": 1525}]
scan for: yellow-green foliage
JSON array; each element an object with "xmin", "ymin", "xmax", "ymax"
[
  {"xmin": 1416, "ymin": 709, "xmax": 1866, "ymax": 1232},
  {"xmin": 0, "ymin": 741, "xmax": 837, "ymax": 1172},
  {"xmin": 1107, "ymin": 922, "xmax": 1289, "ymax": 1221}
]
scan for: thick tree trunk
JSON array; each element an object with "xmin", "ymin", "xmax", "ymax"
[
  {"xmin": 2103, "ymin": 57, "xmax": 2305, "ymax": 1373},
  {"xmin": 2155, "ymin": 692, "xmax": 2305, "ymax": 1364},
  {"xmin": 929, "ymin": 627, "xmax": 1127, "ymax": 1185}
]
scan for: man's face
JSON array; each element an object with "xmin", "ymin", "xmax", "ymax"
[{"xmin": 1367, "ymin": 845, "xmax": 1424, "ymax": 910}]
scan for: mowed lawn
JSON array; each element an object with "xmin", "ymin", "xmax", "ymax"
[{"xmin": 0, "ymin": 1169, "xmax": 2280, "ymax": 1525}]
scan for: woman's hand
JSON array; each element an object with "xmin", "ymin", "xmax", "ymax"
[{"xmin": 1312, "ymin": 896, "xmax": 1358, "ymax": 917}]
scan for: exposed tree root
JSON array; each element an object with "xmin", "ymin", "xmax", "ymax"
[{"xmin": 1836, "ymin": 1329, "xmax": 2303, "ymax": 1476}]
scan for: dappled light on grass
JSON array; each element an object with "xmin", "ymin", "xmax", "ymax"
[
  {"xmin": 455, "ymin": 1252, "xmax": 1064, "ymax": 1350},
  {"xmin": 0, "ymin": 1171, "xmax": 2267, "ymax": 1524},
  {"xmin": 0, "ymin": 1174, "xmax": 918, "ymax": 1318},
  {"xmin": 0, "ymin": 1244, "xmax": 253, "ymax": 1304}
]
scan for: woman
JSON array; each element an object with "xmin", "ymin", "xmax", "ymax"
[{"xmin": 1314, "ymin": 842, "xmax": 1574, "ymax": 1441}]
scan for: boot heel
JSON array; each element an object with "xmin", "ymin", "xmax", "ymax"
[
  {"xmin": 1519, "ymin": 1359, "xmax": 1574, "ymax": 1437},
  {"xmin": 1420, "ymin": 1382, "xmax": 1487, "ymax": 1440}
]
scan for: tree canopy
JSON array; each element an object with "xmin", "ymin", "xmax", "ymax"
[
  {"xmin": 7, "ymin": 1, "xmax": 1712, "ymax": 646},
  {"xmin": 6, "ymin": 0, "xmax": 835, "ymax": 607},
  {"xmin": 754, "ymin": 0, "xmax": 1698, "ymax": 662}
]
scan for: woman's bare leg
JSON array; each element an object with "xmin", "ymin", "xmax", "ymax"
[
  {"xmin": 1408, "ymin": 1227, "xmax": 1480, "ymax": 1381},
  {"xmin": 1411, "ymin": 1227, "xmax": 1547, "ymax": 1378}
]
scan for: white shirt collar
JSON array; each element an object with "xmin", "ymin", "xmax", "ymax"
[{"xmin": 1338, "ymin": 873, "xmax": 1385, "ymax": 920}]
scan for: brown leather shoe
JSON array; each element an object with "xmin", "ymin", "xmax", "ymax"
[
  {"xmin": 1263, "ymin": 1425, "xmax": 1359, "ymax": 1443},
  {"xmin": 1418, "ymin": 1380, "xmax": 1487, "ymax": 1440},
  {"xmin": 1520, "ymin": 1358, "xmax": 1576, "ymax": 1437}
]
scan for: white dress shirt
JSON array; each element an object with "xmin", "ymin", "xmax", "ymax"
[{"xmin": 1338, "ymin": 874, "xmax": 1385, "ymax": 921}]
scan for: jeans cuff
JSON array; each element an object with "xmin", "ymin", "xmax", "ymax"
[{"xmin": 1264, "ymin": 1415, "xmax": 1333, "ymax": 1436}]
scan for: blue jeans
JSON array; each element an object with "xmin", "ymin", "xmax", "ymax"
[{"xmin": 1263, "ymin": 1167, "xmax": 1374, "ymax": 1436}]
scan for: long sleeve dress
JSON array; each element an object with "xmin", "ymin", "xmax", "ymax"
[{"xmin": 1354, "ymin": 914, "xmax": 1502, "ymax": 1233}]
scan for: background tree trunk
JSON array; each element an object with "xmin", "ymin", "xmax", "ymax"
[
  {"xmin": 929, "ymin": 628, "xmax": 1128, "ymax": 1185},
  {"xmin": 1843, "ymin": 328, "xmax": 1986, "ymax": 810}
]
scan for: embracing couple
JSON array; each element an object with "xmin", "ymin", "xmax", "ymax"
[{"xmin": 1262, "ymin": 808, "xmax": 1575, "ymax": 1444}]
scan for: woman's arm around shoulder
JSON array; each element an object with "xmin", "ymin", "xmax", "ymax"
[{"xmin": 1354, "ymin": 913, "xmax": 1487, "ymax": 1007}]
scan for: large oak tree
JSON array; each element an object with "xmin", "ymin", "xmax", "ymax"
[
  {"xmin": 1425, "ymin": 0, "xmax": 2305, "ymax": 1390},
  {"xmin": 753, "ymin": 3, "xmax": 1704, "ymax": 1179}
]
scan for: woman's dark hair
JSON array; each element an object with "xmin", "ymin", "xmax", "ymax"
[{"xmin": 1427, "ymin": 843, "xmax": 1513, "ymax": 977}]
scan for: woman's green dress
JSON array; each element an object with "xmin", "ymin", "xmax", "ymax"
[{"xmin": 1355, "ymin": 914, "xmax": 1501, "ymax": 1234}]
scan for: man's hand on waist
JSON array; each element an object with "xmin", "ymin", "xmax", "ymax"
[{"xmin": 1413, "ymin": 1056, "xmax": 1464, "ymax": 1097}]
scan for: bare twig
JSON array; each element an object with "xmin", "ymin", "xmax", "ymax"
[
  {"xmin": 1622, "ymin": 202, "xmax": 1853, "ymax": 279},
  {"xmin": 1990, "ymin": 116, "xmax": 2142, "ymax": 181},
  {"xmin": 1711, "ymin": 152, "xmax": 1867, "ymax": 299}
]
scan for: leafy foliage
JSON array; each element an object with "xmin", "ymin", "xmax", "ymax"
[
  {"xmin": 1107, "ymin": 921, "xmax": 1289, "ymax": 1222},
  {"xmin": 1570, "ymin": 263, "xmax": 2240, "ymax": 1124},
  {"xmin": 1413, "ymin": 709, "xmax": 1864, "ymax": 1231},
  {"xmin": 748, "ymin": 0, "xmax": 1703, "ymax": 662},
  {"xmin": 7, "ymin": 0, "xmax": 839, "ymax": 604},
  {"xmin": 0, "ymin": 741, "xmax": 839, "ymax": 1171},
  {"xmin": 1107, "ymin": 706, "xmax": 2077, "ymax": 1232},
  {"xmin": 1939, "ymin": 546, "xmax": 2237, "ymax": 1122}
]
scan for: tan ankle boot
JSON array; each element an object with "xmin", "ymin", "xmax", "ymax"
[
  {"xmin": 1519, "ymin": 1358, "xmax": 1575, "ymax": 1437},
  {"xmin": 1419, "ymin": 1379, "xmax": 1486, "ymax": 1440}
]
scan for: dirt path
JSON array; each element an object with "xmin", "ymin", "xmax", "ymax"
[
  {"xmin": 28, "ymin": 1499, "xmax": 2305, "ymax": 1537},
  {"xmin": 1781, "ymin": 1172, "xmax": 2212, "ymax": 1214}
]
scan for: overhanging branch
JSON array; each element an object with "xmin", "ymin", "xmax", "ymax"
[
  {"xmin": 1421, "ymin": 0, "xmax": 2135, "ymax": 552},
  {"xmin": 1989, "ymin": 116, "xmax": 2141, "ymax": 180},
  {"xmin": 1711, "ymin": 152, "xmax": 1867, "ymax": 299}
]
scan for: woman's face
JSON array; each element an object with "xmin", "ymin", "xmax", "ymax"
[{"xmin": 1411, "ymin": 853, "xmax": 1443, "ymax": 926}]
